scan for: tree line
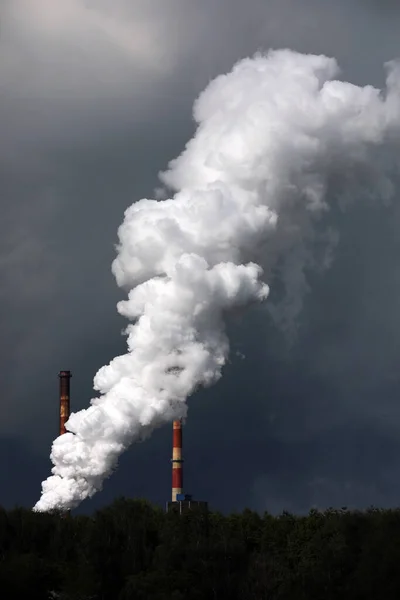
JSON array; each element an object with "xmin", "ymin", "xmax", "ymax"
[{"xmin": 0, "ymin": 497, "xmax": 400, "ymax": 599}]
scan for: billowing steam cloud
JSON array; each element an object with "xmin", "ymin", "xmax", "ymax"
[{"xmin": 34, "ymin": 49, "xmax": 400, "ymax": 512}]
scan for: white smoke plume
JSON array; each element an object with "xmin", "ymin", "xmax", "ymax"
[{"xmin": 34, "ymin": 49, "xmax": 400, "ymax": 512}]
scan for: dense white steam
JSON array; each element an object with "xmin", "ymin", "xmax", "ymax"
[{"xmin": 34, "ymin": 49, "xmax": 400, "ymax": 512}]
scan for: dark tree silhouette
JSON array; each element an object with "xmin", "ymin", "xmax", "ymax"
[{"xmin": 1, "ymin": 499, "xmax": 400, "ymax": 599}]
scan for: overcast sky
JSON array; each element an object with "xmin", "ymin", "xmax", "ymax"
[{"xmin": 2, "ymin": 0, "xmax": 400, "ymax": 514}]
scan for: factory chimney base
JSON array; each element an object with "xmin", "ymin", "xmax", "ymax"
[{"xmin": 166, "ymin": 497, "xmax": 208, "ymax": 515}]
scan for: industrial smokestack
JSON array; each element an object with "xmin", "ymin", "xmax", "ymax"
[
  {"xmin": 59, "ymin": 371, "xmax": 71, "ymax": 436},
  {"xmin": 171, "ymin": 419, "xmax": 183, "ymax": 502}
]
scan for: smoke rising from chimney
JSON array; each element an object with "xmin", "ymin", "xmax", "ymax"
[{"xmin": 34, "ymin": 49, "xmax": 400, "ymax": 512}]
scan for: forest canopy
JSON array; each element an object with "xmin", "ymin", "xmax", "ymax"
[{"xmin": 1, "ymin": 498, "xmax": 400, "ymax": 599}]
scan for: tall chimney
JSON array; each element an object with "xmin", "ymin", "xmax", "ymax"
[
  {"xmin": 59, "ymin": 370, "xmax": 71, "ymax": 436},
  {"xmin": 171, "ymin": 419, "xmax": 183, "ymax": 502}
]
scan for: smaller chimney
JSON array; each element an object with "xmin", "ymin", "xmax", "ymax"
[
  {"xmin": 171, "ymin": 419, "xmax": 183, "ymax": 502},
  {"xmin": 59, "ymin": 370, "xmax": 71, "ymax": 436}
]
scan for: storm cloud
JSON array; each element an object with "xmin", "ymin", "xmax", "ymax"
[{"xmin": 2, "ymin": 0, "xmax": 400, "ymax": 514}]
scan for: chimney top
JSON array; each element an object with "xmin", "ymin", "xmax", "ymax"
[{"xmin": 59, "ymin": 370, "xmax": 72, "ymax": 378}]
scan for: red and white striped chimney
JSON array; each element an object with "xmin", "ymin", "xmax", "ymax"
[{"xmin": 171, "ymin": 419, "xmax": 183, "ymax": 501}]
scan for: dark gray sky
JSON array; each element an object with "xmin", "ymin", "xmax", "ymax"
[{"xmin": 2, "ymin": 0, "xmax": 400, "ymax": 514}]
